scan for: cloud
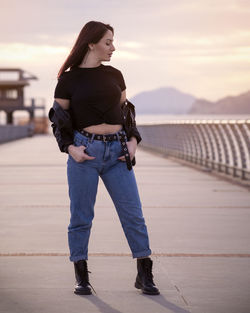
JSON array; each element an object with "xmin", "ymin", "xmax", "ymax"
[
  {"xmin": 0, "ymin": 43, "xmax": 68, "ymax": 62},
  {"xmin": 0, "ymin": 0, "xmax": 250, "ymax": 103},
  {"xmin": 142, "ymin": 30, "xmax": 250, "ymax": 62},
  {"xmin": 119, "ymin": 41, "xmax": 146, "ymax": 49},
  {"xmin": 0, "ymin": 41, "xmax": 146, "ymax": 63},
  {"xmin": 115, "ymin": 50, "xmax": 145, "ymax": 60}
]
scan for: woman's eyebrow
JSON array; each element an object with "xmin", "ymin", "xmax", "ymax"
[{"xmin": 106, "ymin": 39, "xmax": 113, "ymax": 42}]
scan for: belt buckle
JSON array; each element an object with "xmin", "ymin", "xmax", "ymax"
[{"xmin": 103, "ymin": 135, "xmax": 107, "ymax": 142}]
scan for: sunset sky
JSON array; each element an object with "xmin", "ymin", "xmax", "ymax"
[{"xmin": 0, "ymin": 0, "xmax": 250, "ymax": 112}]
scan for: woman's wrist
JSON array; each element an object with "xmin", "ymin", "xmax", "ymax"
[
  {"xmin": 129, "ymin": 136, "xmax": 138, "ymax": 145},
  {"xmin": 67, "ymin": 144, "xmax": 74, "ymax": 154}
]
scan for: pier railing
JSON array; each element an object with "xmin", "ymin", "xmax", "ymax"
[
  {"xmin": 0, "ymin": 125, "xmax": 33, "ymax": 144},
  {"xmin": 137, "ymin": 119, "xmax": 250, "ymax": 182}
]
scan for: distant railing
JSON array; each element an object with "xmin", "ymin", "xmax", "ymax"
[
  {"xmin": 0, "ymin": 125, "xmax": 33, "ymax": 144},
  {"xmin": 137, "ymin": 119, "xmax": 250, "ymax": 181}
]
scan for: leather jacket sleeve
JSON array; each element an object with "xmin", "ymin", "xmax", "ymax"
[
  {"xmin": 48, "ymin": 100, "xmax": 74, "ymax": 153},
  {"xmin": 127, "ymin": 125, "xmax": 142, "ymax": 145},
  {"xmin": 121, "ymin": 99, "xmax": 142, "ymax": 145}
]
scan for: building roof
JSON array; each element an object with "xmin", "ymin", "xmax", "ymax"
[
  {"xmin": 0, "ymin": 68, "xmax": 37, "ymax": 87},
  {"xmin": 0, "ymin": 80, "xmax": 30, "ymax": 87}
]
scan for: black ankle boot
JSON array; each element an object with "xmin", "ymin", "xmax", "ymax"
[
  {"xmin": 73, "ymin": 260, "xmax": 95, "ymax": 295},
  {"xmin": 135, "ymin": 257, "xmax": 160, "ymax": 295}
]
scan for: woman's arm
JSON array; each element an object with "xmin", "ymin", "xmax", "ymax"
[
  {"xmin": 53, "ymin": 98, "xmax": 74, "ymax": 153},
  {"xmin": 119, "ymin": 89, "xmax": 138, "ymax": 143},
  {"xmin": 119, "ymin": 90, "xmax": 126, "ymax": 105},
  {"xmin": 118, "ymin": 90, "xmax": 139, "ymax": 162},
  {"xmin": 49, "ymin": 98, "xmax": 96, "ymax": 162},
  {"xmin": 54, "ymin": 98, "xmax": 70, "ymax": 110}
]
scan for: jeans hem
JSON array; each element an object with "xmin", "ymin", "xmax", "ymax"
[
  {"xmin": 69, "ymin": 255, "xmax": 88, "ymax": 262},
  {"xmin": 132, "ymin": 249, "xmax": 152, "ymax": 259}
]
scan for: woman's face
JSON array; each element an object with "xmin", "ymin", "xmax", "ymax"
[{"xmin": 90, "ymin": 29, "xmax": 116, "ymax": 61}]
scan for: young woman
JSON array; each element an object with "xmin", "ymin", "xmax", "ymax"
[{"xmin": 51, "ymin": 20, "xmax": 160, "ymax": 296}]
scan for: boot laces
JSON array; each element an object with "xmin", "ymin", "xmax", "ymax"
[
  {"xmin": 87, "ymin": 271, "xmax": 97, "ymax": 294},
  {"xmin": 144, "ymin": 263, "xmax": 155, "ymax": 285},
  {"xmin": 84, "ymin": 267, "xmax": 97, "ymax": 295}
]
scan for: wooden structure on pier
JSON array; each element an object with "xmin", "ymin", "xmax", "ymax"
[{"xmin": 0, "ymin": 68, "xmax": 45, "ymax": 125}]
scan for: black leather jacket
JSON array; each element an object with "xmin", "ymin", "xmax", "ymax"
[
  {"xmin": 48, "ymin": 99, "xmax": 142, "ymax": 160},
  {"xmin": 48, "ymin": 100, "xmax": 74, "ymax": 153},
  {"xmin": 121, "ymin": 99, "xmax": 142, "ymax": 145}
]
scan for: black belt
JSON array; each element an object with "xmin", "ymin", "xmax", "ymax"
[{"xmin": 78, "ymin": 129, "xmax": 133, "ymax": 171}]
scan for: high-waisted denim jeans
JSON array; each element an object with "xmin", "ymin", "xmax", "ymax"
[{"xmin": 67, "ymin": 129, "xmax": 152, "ymax": 262}]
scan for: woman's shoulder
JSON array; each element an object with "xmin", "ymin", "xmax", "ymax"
[
  {"xmin": 102, "ymin": 64, "xmax": 123, "ymax": 74},
  {"xmin": 60, "ymin": 69, "xmax": 77, "ymax": 77},
  {"xmin": 103, "ymin": 64, "xmax": 126, "ymax": 90},
  {"xmin": 57, "ymin": 69, "xmax": 79, "ymax": 84}
]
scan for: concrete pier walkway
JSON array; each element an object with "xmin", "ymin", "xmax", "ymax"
[{"xmin": 0, "ymin": 135, "xmax": 250, "ymax": 313}]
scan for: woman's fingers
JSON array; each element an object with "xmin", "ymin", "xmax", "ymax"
[
  {"xmin": 118, "ymin": 156, "xmax": 126, "ymax": 161},
  {"xmin": 117, "ymin": 141, "xmax": 136, "ymax": 162},
  {"xmin": 84, "ymin": 155, "xmax": 96, "ymax": 160},
  {"xmin": 70, "ymin": 145, "xmax": 96, "ymax": 162},
  {"xmin": 117, "ymin": 154, "xmax": 134, "ymax": 161},
  {"xmin": 81, "ymin": 145, "xmax": 95, "ymax": 160}
]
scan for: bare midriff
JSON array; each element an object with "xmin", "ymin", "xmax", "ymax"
[{"xmin": 83, "ymin": 123, "xmax": 123, "ymax": 135}]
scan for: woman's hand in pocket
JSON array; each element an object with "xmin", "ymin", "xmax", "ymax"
[
  {"xmin": 68, "ymin": 145, "xmax": 96, "ymax": 163},
  {"xmin": 117, "ymin": 138, "xmax": 137, "ymax": 162}
]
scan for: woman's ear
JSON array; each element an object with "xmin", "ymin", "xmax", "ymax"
[{"xmin": 88, "ymin": 43, "xmax": 94, "ymax": 50}]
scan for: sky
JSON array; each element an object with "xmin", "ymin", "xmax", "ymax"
[{"xmin": 0, "ymin": 0, "xmax": 250, "ymax": 114}]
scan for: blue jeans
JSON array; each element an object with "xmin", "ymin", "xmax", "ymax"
[{"xmin": 67, "ymin": 129, "xmax": 152, "ymax": 262}]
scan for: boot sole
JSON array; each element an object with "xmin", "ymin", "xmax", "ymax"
[
  {"xmin": 134, "ymin": 281, "xmax": 160, "ymax": 295},
  {"xmin": 74, "ymin": 289, "xmax": 92, "ymax": 295}
]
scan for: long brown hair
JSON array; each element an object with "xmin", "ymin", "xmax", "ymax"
[{"xmin": 57, "ymin": 21, "xmax": 114, "ymax": 78}]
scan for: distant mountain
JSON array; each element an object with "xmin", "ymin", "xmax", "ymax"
[
  {"xmin": 130, "ymin": 87, "xmax": 196, "ymax": 114},
  {"xmin": 188, "ymin": 90, "xmax": 250, "ymax": 114}
]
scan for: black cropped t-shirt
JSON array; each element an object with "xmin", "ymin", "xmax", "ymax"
[{"xmin": 54, "ymin": 64, "xmax": 126, "ymax": 130}]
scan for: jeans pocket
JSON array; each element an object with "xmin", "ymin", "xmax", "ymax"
[
  {"xmin": 84, "ymin": 144, "xmax": 90, "ymax": 155},
  {"xmin": 74, "ymin": 136, "xmax": 89, "ymax": 150},
  {"xmin": 112, "ymin": 140, "xmax": 123, "ymax": 159},
  {"xmin": 84, "ymin": 141, "xmax": 96, "ymax": 156}
]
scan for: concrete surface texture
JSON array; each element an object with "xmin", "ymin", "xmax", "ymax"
[{"xmin": 0, "ymin": 134, "xmax": 250, "ymax": 313}]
